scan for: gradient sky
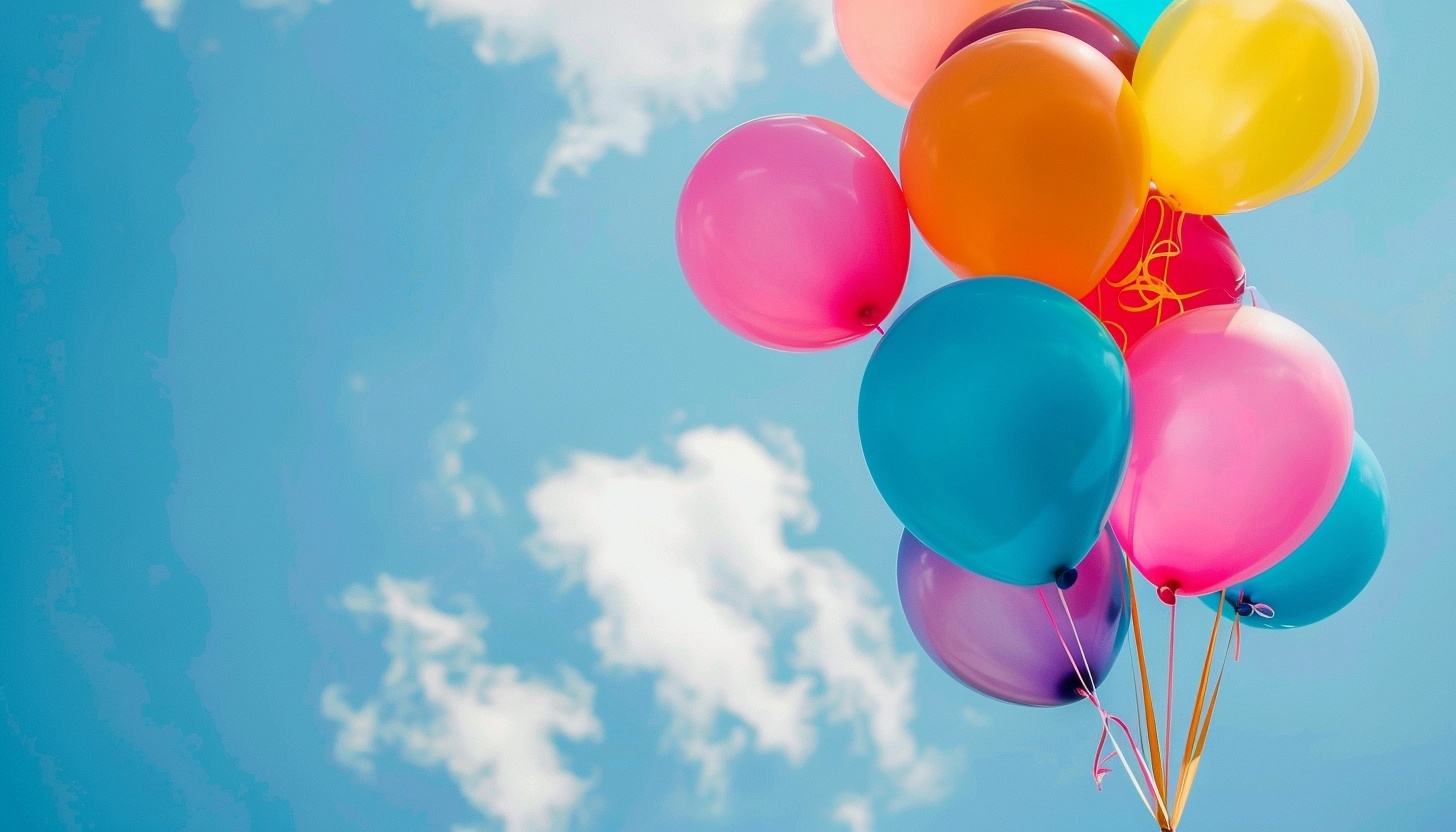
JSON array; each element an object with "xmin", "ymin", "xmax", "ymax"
[{"xmin": 4, "ymin": 1, "xmax": 1454, "ymax": 830}]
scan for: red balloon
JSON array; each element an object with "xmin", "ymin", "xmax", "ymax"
[
  {"xmin": 938, "ymin": 1, "xmax": 1138, "ymax": 81},
  {"xmin": 1080, "ymin": 191, "xmax": 1246, "ymax": 353}
]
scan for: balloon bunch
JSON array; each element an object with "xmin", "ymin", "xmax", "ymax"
[{"xmin": 676, "ymin": 1, "xmax": 1386, "ymax": 827}]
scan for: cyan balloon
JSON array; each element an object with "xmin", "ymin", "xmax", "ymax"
[
  {"xmin": 858, "ymin": 278, "xmax": 1132, "ymax": 586},
  {"xmin": 1203, "ymin": 434, "xmax": 1388, "ymax": 629},
  {"xmin": 1082, "ymin": 0, "xmax": 1172, "ymax": 42}
]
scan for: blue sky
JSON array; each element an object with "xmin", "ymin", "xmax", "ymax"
[{"xmin": 3, "ymin": 1, "xmax": 1454, "ymax": 830}]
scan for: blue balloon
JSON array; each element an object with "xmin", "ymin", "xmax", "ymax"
[
  {"xmin": 858, "ymin": 278, "xmax": 1132, "ymax": 586},
  {"xmin": 1203, "ymin": 434, "xmax": 1389, "ymax": 629},
  {"xmin": 1082, "ymin": 0, "xmax": 1172, "ymax": 42}
]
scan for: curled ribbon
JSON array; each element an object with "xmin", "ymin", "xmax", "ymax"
[{"xmin": 1105, "ymin": 194, "xmax": 1209, "ymax": 324}]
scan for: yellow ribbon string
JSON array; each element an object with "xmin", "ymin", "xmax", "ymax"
[
  {"xmin": 1123, "ymin": 558, "xmax": 1171, "ymax": 829},
  {"xmin": 1103, "ymin": 195, "xmax": 1209, "ymax": 325},
  {"xmin": 1171, "ymin": 610, "xmax": 1241, "ymax": 828},
  {"xmin": 1171, "ymin": 593, "xmax": 1224, "ymax": 822}
]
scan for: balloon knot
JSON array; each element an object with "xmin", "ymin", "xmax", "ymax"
[
  {"xmin": 1157, "ymin": 584, "xmax": 1179, "ymax": 606},
  {"xmin": 1055, "ymin": 567, "xmax": 1079, "ymax": 591}
]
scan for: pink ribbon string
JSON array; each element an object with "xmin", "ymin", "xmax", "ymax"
[
  {"xmin": 1037, "ymin": 588, "xmax": 1166, "ymax": 819},
  {"xmin": 1165, "ymin": 598, "xmax": 1177, "ymax": 790}
]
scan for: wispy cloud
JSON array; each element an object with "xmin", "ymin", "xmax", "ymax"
[
  {"xmin": 399, "ymin": 0, "xmax": 835, "ymax": 194},
  {"xmin": 833, "ymin": 794, "xmax": 875, "ymax": 832},
  {"xmin": 322, "ymin": 575, "xmax": 601, "ymax": 832},
  {"xmin": 240, "ymin": 0, "xmax": 333, "ymax": 15},
  {"xmin": 141, "ymin": 0, "xmax": 331, "ymax": 28},
  {"xmin": 527, "ymin": 425, "xmax": 947, "ymax": 806},
  {"xmin": 142, "ymin": 0, "xmax": 184, "ymax": 29},
  {"xmin": 145, "ymin": 0, "xmax": 833, "ymax": 192},
  {"xmin": 422, "ymin": 403, "xmax": 506, "ymax": 521}
]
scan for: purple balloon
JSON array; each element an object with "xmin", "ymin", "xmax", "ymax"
[
  {"xmin": 898, "ymin": 528, "xmax": 1129, "ymax": 707},
  {"xmin": 938, "ymin": 1, "xmax": 1139, "ymax": 82}
]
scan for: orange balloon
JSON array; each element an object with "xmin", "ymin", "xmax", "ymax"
[
  {"xmin": 901, "ymin": 29, "xmax": 1150, "ymax": 298},
  {"xmin": 835, "ymin": 0, "xmax": 1012, "ymax": 107}
]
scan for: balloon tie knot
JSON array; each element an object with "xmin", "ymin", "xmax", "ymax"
[
  {"xmin": 1055, "ymin": 567, "xmax": 1079, "ymax": 591},
  {"xmin": 1156, "ymin": 583, "xmax": 1179, "ymax": 606}
]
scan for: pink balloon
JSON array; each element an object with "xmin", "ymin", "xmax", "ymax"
[
  {"xmin": 676, "ymin": 115, "xmax": 911, "ymax": 351},
  {"xmin": 1111, "ymin": 305, "xmax": 1354, "ymax": 598}
]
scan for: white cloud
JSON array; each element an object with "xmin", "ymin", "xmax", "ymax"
[
  {"xmin": 961, "ymin": 707, "xmax": 990, "ymax": 728},
  {"xmin": 833, "ymin": 795, "xmax": 874, "ymax": 832},
  {"xmin": 410, "ymin": 0, "xmax": 837, "ymax": 194},
  {"xmin": 322, "ymin": 575, "xmax": 602, "ymax": 832},
  {"xmin": 140, "ymin": 0, "xmax": 333, "ymax": 30},
  {"xmin": 423, "ymin": 403, "xmax": 506, "ymax": 520},
  {"xmin": 142, "ymin": 0, "xmax": 183, "ymax": 29},
  {"xmin": 527, "ymin": 425, "xmax": 947, "ymax": 806},
  {"xmin": 241, "ymin": 0, "xmax": 332, "ymax": 14},
  {"xmin": 145, "ymin": 0, "xmax": 835, "ymax": 193}
]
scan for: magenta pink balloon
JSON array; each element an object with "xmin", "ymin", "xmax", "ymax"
[
  {"xmin": 676, "ymin": 115, "xmax": 911, "ymax": 351},
  {"xmin": 1111, "ymin": 305, "xmax": 1354, "ymax": 598}
]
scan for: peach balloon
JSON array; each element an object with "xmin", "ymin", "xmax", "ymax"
[
  {"xmin": 901, "ymin": 29, "xmax": 1150, "ymax": 299},
  {"xmin": 835, "ymin": 0, "xmax": 1011, "ymax": 107}
]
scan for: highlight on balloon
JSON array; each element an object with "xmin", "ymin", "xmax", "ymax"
[{"xmin": 674, "ymin": 1, "xmax": 1383, "ymax": 829}]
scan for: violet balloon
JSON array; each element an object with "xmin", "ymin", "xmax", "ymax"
[
  {"xmin": 1111, "ymin": 305, "xmax": 1354, "ymax": 598},
  {"xmin": 675, "ymin": 115, "xmax": 911, "ymax": 351},
  {"xmin": 939, "ymin": 0, "xmax": 1140, "ymax": 81},
  {"xmin": 898, "ymin": 529, "xmax": 1130, "ymax": 708}
]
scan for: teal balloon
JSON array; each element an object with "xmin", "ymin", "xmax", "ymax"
[
  {"xmin": 1083, "ymin": 0, "xmax": 1172, "ymax": 42},
  {"xmin": 1203, "ymin": 434, "xmax": 1389, "ymax": 629},
  {"xmin": 858, "ymin": 278, "xmax": 1132, "ymax": 586}
]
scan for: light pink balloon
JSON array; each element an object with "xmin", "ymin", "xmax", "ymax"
[
  {"xmin": 1111, "ymin": 305, "xmax": 1354, "ymax": 598},
  {"xmin": 675, "ymin": 115, "xmax": 910, "ymax": 351}
]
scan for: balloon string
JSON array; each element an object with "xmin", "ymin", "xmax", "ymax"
[
  {"xmin": 1171, "ymin": 594, "xmax": 1225, "ymax": 823},
  {"xmin": 1037, "ymin": 587, "xmax": 1160, "ymax": 817},
  {"xmin": 1233, "ymin": 610, "xmax": 1242, "ymax": 662},
  {"xmin": 1171, "ymin": 609, "xmax": 1242, "ymax": 827},
  {"xmin": 1056, "ymin": 586, "xmax": 1171, "ymax": 820},
  {"xmin": 1106, "ymin": 195, "xmax": 1208, "ymax": 319},
  {"xmin": 1129, "ymin": 618, "xmax": 1147, "ymax": 762},
  {"xmin": 1036, "ymin": 588, "xmax": 1164, "ymax": 820},
  {"xmin": 1164, "ymin": 598, "xmax": 1177, "ymax": 793},
  {"xmin": 1122, "ymin": 557, "xmax": 1170, "ymax": 829}
]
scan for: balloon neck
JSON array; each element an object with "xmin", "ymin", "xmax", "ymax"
[
  {"xmin": 1157, "ymin": 584, "xmax": 1179, "ymax": 606},
  {"xmin": 1054, "ymin": 567, "xmax": 1079, "ymax": 591}
]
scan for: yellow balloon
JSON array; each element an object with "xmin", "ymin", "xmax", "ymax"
[
  {"xmin": 1298, "ymin": 4, "xmax": 1379, "ymax": 192},
  {"xmin": 1133, "ymin": 0, "xmax": 1366, "ymax": 215}
]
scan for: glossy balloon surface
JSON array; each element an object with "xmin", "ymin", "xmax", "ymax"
[
  {"xmin": 1112, "ymin": 305, "xmax": 1354, "ymax": 596},
  {"xmin": 903, "ymin": 29, "xmax": 1149, "ymax": 298},
  {"xmin": 677, "ymin": 116, "xmax": 910, "ymax": 351},
  {"xmin": 1205, "ymin": 434, "xmax": 1387, "ymax": 629},
  {"xmin": 860, "ymin": 278, "xmax": 1132, "ymax": 586},
  {"xmin": 899, "ymin": 528, "xmax": 1130, "ymax": 707},
  {"xmin": 940, "ymin": 0, "xmax": 1139, "ymax": 80}
]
